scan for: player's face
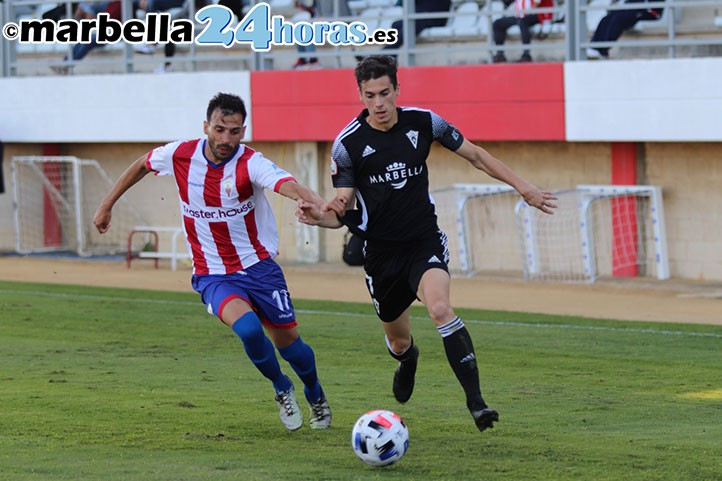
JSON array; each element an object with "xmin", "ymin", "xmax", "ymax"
[
  {"xmin": 359, "ymin": 76, "xmax": 399, "ymax": 131},
  {"xmin": 203, "ymin": 108, "xmax": 246, "ymax": 163}
]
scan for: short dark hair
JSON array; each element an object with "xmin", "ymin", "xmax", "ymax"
[
  {"xmin": 354, "ymin": 55, "xmax": 398, "ymax": 89},
  {"xmin": 206, "ymin": 92, "xmax": 247, "ymax": 122}
]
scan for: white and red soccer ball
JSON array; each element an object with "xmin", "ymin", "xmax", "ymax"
[{"xmin": 351, "ymin": 409, "xmax": 409, "ymax": 467}]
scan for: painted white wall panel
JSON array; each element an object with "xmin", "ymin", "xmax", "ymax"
[
  {"xmin": 565, "ymin": 58, "xmax": 722, "ymax": 142},
  {"xmin": 0, "ymin": 71, "xmax": 252, "ymax": 142}
]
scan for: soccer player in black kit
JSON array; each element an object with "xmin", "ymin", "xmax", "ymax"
[{"xmin": 298, "ymin": 56, "xmax": 557, "ymax": 432}]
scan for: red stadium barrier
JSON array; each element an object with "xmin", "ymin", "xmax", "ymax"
[{"xmin": 250, "ymin": 63, "xmax": 565, "ymax": 142}]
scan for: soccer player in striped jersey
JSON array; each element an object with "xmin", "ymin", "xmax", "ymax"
[
  {"xmin": 298, "ymin": 56, "xmax": 557, "ymax": 432},
  {"xmin": 93, "ymin": 92, "xmax": 331, "ymax": 432}
]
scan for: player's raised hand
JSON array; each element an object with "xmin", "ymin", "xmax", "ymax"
[{"xmin": 522, "ymin": 187, "xmax": 558, "ymax": 215}]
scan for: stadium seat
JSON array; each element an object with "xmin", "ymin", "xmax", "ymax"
[
  {"xmin": 291, "ymin": 9, "xmax": 313, "ymax": 22},
  {"xmin": 359, "ymin": 7, "xmax": 383, "ymax": 32},
  {"xmin": 269, "ymin": 0, "xmax": 298, "ymax": 17},
  {"xmin": 419, "ymin": 1, "xmax": 480, "ymax": 40},
  {"xmin": 347, "ymin": 0, "xmax": 369, "ymax": 15},
  {"xmin": 453, "ymin": 1, "xmax": 482, "ymax": 37},
  {"xmin": 586, "ymin": 0, "xmax": 612, "ymax": 33},
  {"xmin": 378, "ymin": 6, "xmax": 404, "ymax": 31},
  {"xmin": 368, "ymin": 0, "xmax": 396, "ymax": 7},
  {"xmin": 633, "ymin": 5, "xmax": 673, "ymax": 32}
]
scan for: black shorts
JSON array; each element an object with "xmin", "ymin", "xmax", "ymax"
[{"xmin": 363, "ymin": 230, "xmax": 450, "ymax": 322}]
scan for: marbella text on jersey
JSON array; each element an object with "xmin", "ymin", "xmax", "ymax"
[
  {"xmin": 368, "ymin": 162, "xmax": 424, "ymax": 190},
  {"xmin": 2, "ymin": 3, "xmax": 397, "ymax": 49}
]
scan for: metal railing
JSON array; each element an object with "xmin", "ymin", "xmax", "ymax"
[{"xmin": 2, "ymin": 0, "xmax": 722, "ymax": 76}]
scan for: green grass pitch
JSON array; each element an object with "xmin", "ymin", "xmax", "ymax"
[{"xmin": 0, "ymin": 280, "xmax": 720, "ymax": 481}]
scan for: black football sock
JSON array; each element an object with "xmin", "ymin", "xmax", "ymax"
[{"xmin": 438, "ymin": 317, "xmax": 487, "ymax": 412}]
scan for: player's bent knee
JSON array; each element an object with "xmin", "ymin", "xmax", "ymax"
[
  {"xmin": 426, "ymin": 300, "xmax": 454, "ymax": 326},
  {"xmin": 231, "ymin": 312, "xmax": 265, "ymax": 343},
  {"xmin": 268, "ymin": 327, "xmax": 300, "ymax": 349}
]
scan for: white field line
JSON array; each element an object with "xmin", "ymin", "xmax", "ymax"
[{"xmin": 2, "ymin": 289, "xmax": 722, "ymax": 339}]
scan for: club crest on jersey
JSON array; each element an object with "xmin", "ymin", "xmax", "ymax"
[
  {"xmin": 223, "ymin": 179, "xmax": 234, "ymax": 198},
  {"xmin": 406, "ymin": 130, "xmax": 418, "ymax": 149},
  {"xmin": 368, "ymin": 161, "xmax": 423, "ymax": 190}
]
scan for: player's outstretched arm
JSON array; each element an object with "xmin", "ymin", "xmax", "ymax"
[
  {"xmin": 93, "ymin": 154, "xmax": 152, "ymax": 233},
  {"xmin": 279, "ymin": 180, "xmax": 342, "ymax": 228},
  {"xmin": 278, "ymin": 179, "xmax": 326, "ymax": 207},
  {"xmin": 295, "ymin": 187, "xmax": 355, "ymax": 229},
  {"xmin": 455, "ymin": 139, "xmax": 558, "ymax": 215}
]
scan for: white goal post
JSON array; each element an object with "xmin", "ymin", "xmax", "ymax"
[
  {"xmin": 515, "ymin": 185, "xmax": 669, "ymax": 282},
  {"xmin": 433, "ymin": 183, "xmax": 669, "ymax": 283},
  {"xmin": 12, "ymin": 156, "xmax": 146, "ymax": 257}
]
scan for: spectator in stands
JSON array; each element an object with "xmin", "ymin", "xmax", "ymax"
[
  {"xmin": 50, "ymin": 0, "xmax": 121, "ymax": 75},
  {"xmin": 492, "ymin": 0, "xmax": 554, "ymax": 63},
  {"xmin": 75, "ymin": 1, "xmax": 110, "ymax": 19},
  {"xmin": 39, "ymin": 1, "xmax": 108, "ymax": 22},
  {"xmin": 132, "ymin": 0, "xmax": 187, "ymax": 56},
  {"xmin": 586, "ymin": 0, "xmax": 664, "ymax": 59},
  {"xmin": 382, "ymin": 0, "xmax": 452, "ymax": 51},
  {"xmin": 154, "ymin": 0, "xmax": 247, "ymax": 73}
]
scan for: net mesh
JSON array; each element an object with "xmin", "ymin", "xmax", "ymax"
[
  {"xmin": 432, "ymin": 185, "xmax": 521, "ymax": 276},
  {"xmin": 433, "ymin": 184, "xmax": 666, "ymax": 282},
  {"xmin": 13, "ymin": 156, "xmax": 145, "ymax": 256}
]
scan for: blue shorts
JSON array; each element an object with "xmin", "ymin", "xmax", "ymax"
[{"xmin": 191, "ymin": 258, "xmax": 297, "ymax": 328}]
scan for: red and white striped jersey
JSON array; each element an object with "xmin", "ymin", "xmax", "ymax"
[
  {"xmin": 513, "ymin": 0, "xmax": 553, "ymax": 20},
  {"xmin": 146, "ymin": 139, "xmax": 295, "ymax": 276}
]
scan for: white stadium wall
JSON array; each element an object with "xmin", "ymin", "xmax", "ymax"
[
  {"xmin": 0, "ymin": 71, "xmax": 252, "ymax": 143},
  {"xmin": 564, "ymin": 57, "xmax": 722, "ymax": 142}
]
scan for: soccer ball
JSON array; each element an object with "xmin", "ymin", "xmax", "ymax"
[{"xmin": 351, "ymin": 409, "xmax": 409, "ymax": 467}]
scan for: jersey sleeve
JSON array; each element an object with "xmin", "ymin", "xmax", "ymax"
[
  {"xmin": 430, "ymin": 110, "xmax": 465, "ymax": 152},
  {"xmin": 146, "ymin": 140, "xmax": 183, "ymax": 177},
  {"xmin": 248, "ymin": 151, "xmax": 295, "ymax": 192},
  {"xmin": 331, "ymin": 137, "xmax": 355, "ymax": 188}
]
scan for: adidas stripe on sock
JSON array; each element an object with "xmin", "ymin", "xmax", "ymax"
[{"xmin": 437, "ymin": 316, "xmax": 464, "ymax": 338}]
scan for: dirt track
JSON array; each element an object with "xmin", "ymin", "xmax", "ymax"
[{"xmin": 2, "ymin": 256, "xmax": 721, "ymax": 326}]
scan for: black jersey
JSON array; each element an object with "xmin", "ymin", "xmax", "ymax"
[{"xmin": 331, "ymin": 107, "xmax": 464, "ymax": 246}]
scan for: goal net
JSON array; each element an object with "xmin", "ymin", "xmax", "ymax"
[
  {"xmin": 433, "ymin": 183, "xmax": 669, "ymax": 283},
  {"xmin": 516, "ymin": 185, "xmax": 669, "ymax": 282},
  {"xmin": 432, "ymin": 184, "xmax": 522, "ymax": 276},
  {"xmin": 12, "ymin": 156, "xmax": 146, "ymax": 256}
]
